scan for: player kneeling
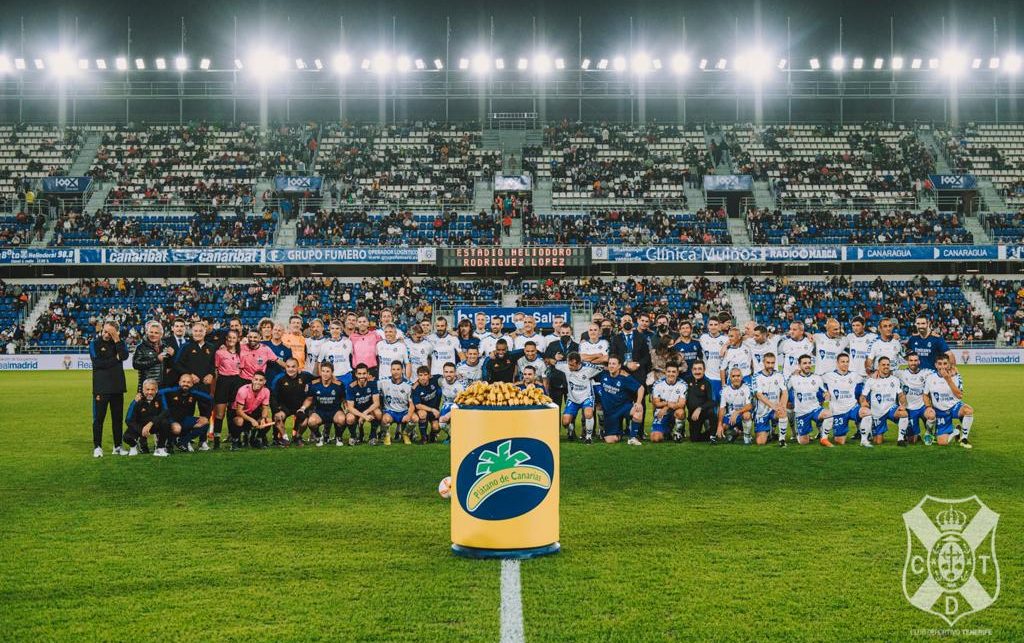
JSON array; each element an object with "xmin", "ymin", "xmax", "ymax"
[
  {"xmin": 924, "ymin": 356, "xmax": 975, "ymax": 448},
  {"xmin": 555, "ymin": 353, "xmax": 601, "ymax": 443},
  {"xmin": 790, "ymin": 355, "xmax": 834, "ymax": 447},
  {"xmin": 858, "ymin": 356, "xmax": 908, "ymax": 447},
  {"xmin": 123, "ymin": 379, "xmax": 171, "ymax": 457},
  {"xmin": 231, "ymin": 372, "xmax": 274, "ymax": 450},
  {"xmin": 716, "ymin": 368, "xmax": 753, "ymax": 444},
  {"xmin": 412, "ymin": 366, "xmax": 443, "ymax": 443},
  {"xmin": 596, "ymin": 356, "xmax": 645, "ymax": 445},
  {"xmin": 346, "ymin": 364, "xmax": 382, "ymax": 446},
  {"xmin": 379, "ymin": 361, "xmax": 417, "ymax": 445},
  {"xmin": 752, "ymin": 353, "xmax": 788, "ymax": 446},
  {"xmin": 651, "ymin": 363, "xmax": 688, "ymax": 442},
  {"xmin": 437, "ymin": 363, "xmax": 466, "ymax": 441},
  {"xmin": 160, "ymin": 373, "xmax": 213, "ymax": 453},
  {"xmin": 821, "ymin": 353, "xmax": 870, "ymax": 445},
  {"xmin": 304, "ymin": 363, "xmax": 347, "ymax": 447}
]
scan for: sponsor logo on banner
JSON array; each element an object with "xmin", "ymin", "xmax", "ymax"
[
  {"xmin": 42, "ymin": 176, "xmax": 92, "ymax": 193},
  {"xmin": 0, "ymin": 248, "xmax": 77, "ymax": 264},
  {"xmin": 601, "ymin": 245, "xmax": 841, "ymax": 263},
  {"xmin": 273, "ymin": 176, "xmax": 323, "ymax": 193},
  {"xmin": 903, "ymin": 496, "xmax": 999, "ymax": 626},
  {"xmin": 265, "ymin": 247, "xmax": 424, "ymax": 263},
  {"xmin": 929, "ymin": 174, "xmax": 977, "ymax": 190},
  {"xmin": 456, "ymin": 438, "xmax": 554, "ymax": 520},
  {"xmin": 956, "ymin": 348, "xmax": 1023, "ymax": 365},
  {"xmin": 454, "ymin": 306, "xmax": 571, "ymax": 327},
  {"xmin": 0, "ymin": 354, "xmax": 122, "ymax": 370},
  {"xmin": 703, "ymin": 175, "xmax": 754, "ymax": 191}
]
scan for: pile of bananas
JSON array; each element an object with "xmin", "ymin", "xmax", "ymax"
[{"xmin": 454, "ymin": 381, "xmax": 553, "ymax": 407}]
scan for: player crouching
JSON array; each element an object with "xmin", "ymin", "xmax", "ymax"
[
  {"xmin": 159, "ymin": 373, "xmax": 213, "ymax": 453},
  {"xmin": 924, "ymin": 355, "xmax": 975, "ymax": 448},
  {"xmin": 412, "ymin": 366, "xmax": 443, "ymax": 443},
  {"xmin": 304, "ymin": 363, "xmax": 347, "ymax": 447},
  {"xmin": 715, "ymin": 368, "xmax": 753, "ymax": 444},
  {"xmin": 123, "ymin": 379, "xmax": 171, "ymax": 457},
  {"xmin": 789, "ymin": 355, "xmax": 834, "ymax": 447},
  {"xmin": 650, "ymin": 362, "xmax": 688, "ymax": 442},
  {"xmin": 231, "ymin": 372, "xmax": 274, "ymax": 450},
  {"xmin": 858, "ymin": 356, "xmax": 908, "ymax": 447}
]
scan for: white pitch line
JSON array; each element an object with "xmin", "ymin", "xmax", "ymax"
[{"xmin": 500, "ymin": 559, "xmax": 525, "ymax": 643}]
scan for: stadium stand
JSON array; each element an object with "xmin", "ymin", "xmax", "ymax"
[
  {"xmin": 0, "ymin": 280, "xmax": 30, "ymax": 353},
  {"xmin": 50, "ymin": 210, "xmax": 277, "ymax": 247},
  {"xmin": 294, "ymin": 277, "xmax": 502, "ymax": 326},
  {"xmin": 0, "ymin": 124, "xmax": 83, "ymax": 205},
  {"xmin": 27, "ymin": 279, "xmax": 283, "ymax": 352},
  {"xmin": 746, "ymin": 207, "xmax": 972, "ymax": 244},
  {"xmin": 0, "ymin": 212, "xmax": 45, "ymax": 246},
  {"xmin": 314, "ymin": 124, "xmax": 499, "ymax": 208},
  {"xmin": 980, "ymin": 279, "xmax": 1024, "ymax": 346},
  {"xmin": 981, "ymin": 210, "xmax": 1024, "ymax": 243},
  {"xmin": 296, "ymin": 209, "xmax": 499, "ymax": 246},
  {"xmin": 524, "ymin": 208, "xmax": 731, "ymax": 245},
  {"xmin": 522, "ymin": 122, "xmax": 711, "ymax": 209},
  {"xmin": 746, "ymin": 276, "xmax": 989, "ymax": 341},
  {"xmin": 726, "ymin": 123, "xmax": 933, "ymax": 208},
  {"xmin": 937, "ymin": 124, "xmax": 1024, "ymax": 208}
]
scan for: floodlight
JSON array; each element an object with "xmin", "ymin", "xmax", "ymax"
[
  {"xmin": 0, "ymin": 56, "xmax": 10, "ymax": 72},
  {"xmin": 652, "ymin": 59, "xmax": 662, "ymax": 70},
  {"xmin": 597, "ymin": 58, "xmax": 608, "ymax": 70},
  {"xmin": 612, "ymin": 56, "xmax": 626, "ymax": 71},
  {"xmin": 78, "ymin": 58, "xmax": 89, "ymax": 70},
  {"xmin": 396, "ymin": 56, "xmax": 412, "ymax": 73},
  {"xmin": 632, "ymin": 52, "xmax": 651, "ymax": 74},
  {"xmin": 534, "ymin": 54, "xmax": 552, "ymax": 74},
  {"xmin": 134, "ymin": 58, "xmax": 145, "ymax": 70},
  {"xmin": 927, "ymin": 57, "xmax": 939, "ymax": 69},
  {"xmin": 940, "ymin": 51, "xmax": 968, "ymax": 76},
  {"xmin": 414, "ymin": 58, "xmax": 425, "ymax": 70},
  {"xmin": 555, "ymin": 57, "xmax": 565, "ymax": 70},
  {"xmin": 671, "ymin": 54, "xmax": 689, "ymax": 73},
  {"xmin": 48, "ymin": 51, "xmax": 75, "ymax": 77},
  {"xmin": 155, "ymin": 57, "xmax": 166, "ymax": 70},
  {"xmin": 494, "ymin": 58, "xmax": 505, "ymax": 70},
  {"xmin": 199, "ymin": 58, "xmax": 210, "ymax": 70},
  {"xmin": 294, "ymin": 58, "xmax": 306, "ymax": 70},
  {"xmin": 34, "ymin": 58, "xmax": 45, "ymax": 70},
  {"xmin": 470, "ymin": 54, "xmax": 489, "ymax": 74},
  {"xmin": 15, "ymin": 58, "xmax": 26, "ymax": 70},
  {"xmin": 314, "ymin": 58, "xmax": 324, "ymax": 70},
  {"xmin": 910, "ymin": 58, "xmax": 922, "ymax": 69},
  {"xmin": 174, "ymin": 56, "xmax": 187, "ymax": 71},
  {"xmin": 360, "ymin": 58, "xmax": 371, "ymax": 71},
  {"xmin": 233, "ymin": 58, "xmax": 244, "ymax": 70},
  {"xmin": 433, "ymin": 58, "xmax": 443, "ymax": 70},
  {"xmin": 891, "ymin": 56, "xmax": 904, "ymax": 70},
  {"xmin": 247, "ymin": 48, "xmax": 288, "ymax": 78},
  {"xmin": 971, "ymin": 58, "xmax": 982, "ymax": 69},
  {"xmin": 873, "ymin": 57, "xmax": 884, "ymax": 69},
  {"xmin": 96, "ymin": 58, "xmax": 107, "ymax": 70},
  {"xmin": 372, "ymin": 53, "xmax": 392, "ymax": 74},
  {"xmin": 777, "ymin": 58, "xmax": 788, "ymax": 70},
  {"xmin": 698, "ymin": 58, "xmax": 708, "ymax": 70},
  {"xmin": 715, "ymin": 58, "xmax": 727, "ymax": 70},
  {"xmin": 458, "ymin": 57, "xmax": 469, "ymax": 70},
  {"xmin": 809, "ymin": 57, "xmax": 820, "ymax": 70},
  {"xmin": 852, "ymin": 57, "xmax": 863, "ymax": 70},
  {"xmin": 332, "ymin": 54, "xmax": 351, "ymax": 73},
  {"xmin": 830, "ymin": 56, "xmax": 845, "ymax": 71},
  {"xmin": 1005, "ymin": 54, "xmax": 1021, "ymax": 73},
  {"xmin": 988, "ymin": 57, "xmax": 1000, "ymax": 70},
  {"xmin": 734, "ymin": 49, "xmax": 772, "ymax": 78},
  {"xmin": 116, "ymin": 57, "xmax": 128, "ymax": 71}
]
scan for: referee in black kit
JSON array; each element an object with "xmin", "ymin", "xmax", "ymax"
[{"xmin": 90, "ymin": 321, "xmax": 129, "ymax": 458}]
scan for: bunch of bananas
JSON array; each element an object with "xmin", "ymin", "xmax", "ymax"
[{"xmin": 454, "ymin": 381, "xmax": 553, "ymax": 407}]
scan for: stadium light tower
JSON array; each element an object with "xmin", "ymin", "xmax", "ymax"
[
  {"xmin": 1003, "ymin": 54, "xmax": 1021, "ymax": 73},
  {"xmin": 891, "ymin": 56, "xmax": 904, "ymax": 70},
  {"xmin": 471, "ymin": 53, "xmax": 490, "ymax": 75},
  {"xmin": 533, "ymin": 54, "xmax": 552, "ymax": 74},
  {"xmin": 670, "ymin": 53, "xmax": 689, "ymax": 74},
  {"xmin": 631, "ymin": 52, "xmax": 652, "ymax": 74},
  {"xmin": 830, "ymin": 56, "xmax": 845, "ymax": 71},
  {"xmin": 396, "ymin": 56, "xmax": 412, "ymax": 73},
  {"xmin": 371, "ymin": 53, "xmax": 392, "ymax": 75},
  {"xmin": 332, "ymin": 53, "xmax": 352, "ymax": 74},
  {"xmin": 199, "ymin": 58, "xmax": 210, "ymax": 70},
  {"xmin": 612, "ymin": 56, "xmax": 626, "ymax": 72},
  {"xmin": 174, "ymin": 56, "xmax": 187, "ymax": 71},
  {"xmin": 941, "ymin": 50, "xmax": 968, "ymax": 77},
  {"xmin": 48, "ymin": 51, "xmax": 76, "ymax": 78},
  {"xmin": 809, "ymin": 57, "xmax": 821, "ymax": 70},
  {"xmin": 734, "ymin": 48, "xmax": 773, "ymax": 80}
]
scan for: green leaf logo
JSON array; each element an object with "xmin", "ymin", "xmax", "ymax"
[{"xmin": 476, "ymin": 439, "xmax": 531, "ymax": 476}]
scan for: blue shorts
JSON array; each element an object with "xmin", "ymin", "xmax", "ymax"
[
  {"xmin": 440, "ymin": 403, "xmax": 454, "ymax": 418},
  {"xmin": 935, "ymin": 402, "xmax": 964, "ymax": 435},
  {"xmin": 796, "ymin": 407, "xmax": 827, "ymax": 436},
  {"xmin": 313, "ymin": 407, "xmax": 341, "ymax": 421},
  {"xmin": 831, "ymin": 408, "xmax": 862, "ymax": 437},
  {"xmin": 563, "ymin": 398, "xmax": 595, "ymax": 421},
  {"xmin": 755, "ymin": 410, "xmax": 777, "ymax": 434},
  {"xmin": 603, "ymin": 412, "xmax": 629, "ymax": 436},
  {"xmin": 383, "ymin": 409, "xmax": 408, "ymax": 424},
  {"xmin": 338, "ymin": 372, "xmax": 354, "ymax": 387},
  {"xmin": 906, "ymin": 406, "xmax": 926, "ymax": 436},
  {"xmin": 708, "ymin": 379, "xmax": 722, "ymax": 401},
  {"xmin": 722, "ymin": 410, "xmax": 745, "ymax": 429},
  {"xmin": 175, "ymin": 416, "xmax": 201, "ymax": 431},
  {"xmin": 651, "ymin": 411, "xmax": 675, "ymax": 434},
  {"xmin": 872, "ymin": 406, "xmax": 901, "ymax": 434}
]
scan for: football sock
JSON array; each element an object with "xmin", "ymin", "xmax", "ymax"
[
  {"xmin": 961, "ymin": 415, "xmax": 973, "ymax": 438},
  {"xmin": 584, "ymin": 417, "xmax": 595, "ymax": 439},
  {"xmin": 859, "ymin": 417, "xmax": 873, "ymax": 443},
  {"xmin": 418, "ymin": 421, "xmax": 428, "ymax": 441},
  {"xmin": 742, "ymin": 419, "xmax": 752, "ymax": 442},
  {"xmin": 897, "ymin": 417, "xmax": 908, "ymax": 441},
  {"xmin": 820, "ymin": 417, "xmax": 832, "ymax": 439},
  {"xmin": 629, "ymin": 420, "xmax": 641, "ymax": 438},
  {"xmin": 777, "ymin": 416, "xmax": 788, "ymax": 442},
  {"xmin": 926, "ymin": 418, "xmax": 936, "ymax": 433}
]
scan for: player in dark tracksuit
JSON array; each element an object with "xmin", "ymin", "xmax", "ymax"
[
  {"xmin": 172, "ymin": 323, "xmax": 217, "ymax": 446},
  {"xmin": 90, "ymin": 322, "xmax": 130, "ymax": 457},
  {"xmin": 123, "ymin": 379, "xmax": 170, "ymax": 455},
  {"xmin": 269, "ymin": 359, "xmax": 314, "ymax": 445},
  {"xmin": 158, "ymin": 373, "xmax": 214, "ymax": 451}
]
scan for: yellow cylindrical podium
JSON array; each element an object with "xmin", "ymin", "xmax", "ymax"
[{"xmin": 450, "ymin": 405, "xmax": 560, "ymax": 559}]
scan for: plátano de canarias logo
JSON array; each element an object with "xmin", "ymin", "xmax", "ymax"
[{"xmin": 456, "ymin": 438, "xmax": 554, "ymax": 521}]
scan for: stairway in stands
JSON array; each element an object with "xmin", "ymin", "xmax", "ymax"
[
  {"xmin": 24, "ymin": 291, "xmax": 56, "ymax": 338},
  {"xmin": 963, "ymin": 217, "xmax": 992, "ymax": 244},
  {"xmin": 726, "ymin": 288, "xmax": 753, "ymax": 327},
  {"xmin": 68, "ymin": 132, "xmax": 103, "ymax": 176},
  {"xmin": 273, "ymin": 294, "xmax": 299, "ymax": 326},
  {"xmin": 727, "ymin": 218, "xmax": 751, "ymax": 245},
  {"xmin": 752, "ymin": 180, "xmax": 775, "ymax": 210},
  {"xmin": 977, "ymin": 180, "xmax": 1007, "ymax": 212},
  {"xmin": 503, "ymin": 213, "xmax": 524, "ymax": 248},
  {"xmin": 963, "ymin": 286, "xmax": 997, "ymax": 334}
]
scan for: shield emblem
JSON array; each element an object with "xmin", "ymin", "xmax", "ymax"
[{"xmin": 903, "ymin": 495, "xmax": 1000, "ymax": 625}]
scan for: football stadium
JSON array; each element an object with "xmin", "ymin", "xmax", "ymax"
[{"xmin": 1, "ymin": 0, "xmax": 1023, "ymax": 640}]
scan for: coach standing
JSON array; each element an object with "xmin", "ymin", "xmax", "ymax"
[
  {"xmin": 610, "ymin": 314, "xmax": 651, "ymax": 434},
  {"xmin": 90, "ymin": 321, "xmax": 129, "ymax": 458}
]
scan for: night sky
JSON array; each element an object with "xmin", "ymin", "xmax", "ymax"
[{"xmin": 0, "ymin": 0, "xmax": 1020, "ymax": 68}]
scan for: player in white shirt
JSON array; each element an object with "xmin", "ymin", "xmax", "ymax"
[
  {"xmin": 456, "ymin": 347, "xmax": 484, "ymax": 385},
  {"xmin": 317, "ymin": 321, "xmax": 355, "ymax": 385},
  {"xmin": 555, "ymin": 352, "xmax": 603, "ymax": 443},
  {"xmin": 377, "ymin": 361, "xmax": 416, "ymax": 445},
  {"xmin": 777, "ymin": 321, "xmax": 815, "ymax": 382},
  {"xmin": 514, "ymin": 316, "xmax": 550, "ymax": 352},
  {"xmin": 866, "ymin": 318, "xmax": 903, "ymax": 374},
  {"xmin": 788, "ymin": 355, "xmax": 833, "ymax": 447},
  {"xmin": 845, "ymin": 316, "xmax": 878, "ymax": 378},
  {"xmin": 479, "ymin": 316, "xmax": 513, "ymax": 358},
  {"xmin": 720, "ymin": 327, "xmax": 754, "ymax": 384},
  {"xmin": 716, "ymin": 368, "xmax": 753, "ymax": 444},
  {"xmin": 812, "ymin": 318, "xmax": 849, "ymax": 375},
  {"xmin": 376, "ymin": 325, "xmax": 411, "ymax": 378},
  {"xmin": 924, "ymin": 355, "xmax": 975, "ymax": 448},
  {"xmin": 751, "ymin": 353, "xmax": 788, "ymax": 446},
  {"xmin": 516, "ymin": 341, "xmax": 548, "ymax": 382},
  {"xmin": 473, "ymin": 312, "xmax": 489, "ymax": 339},
  {"xmin": 579, "ymin": 323, "xmax": 611, "ymax": 406},
  {"xmin": 744, "ymin": 325, "xmax": 780, "ymax": 374},
  {"xmin": 304, "ymin": 319, "xmax": 326, "ymax": 376},
  {"xmin": 698, "ymin": 318, "xmax": 728, "ymax": 400},
  {"xmin": 374, "ymin": 309, "xmax": 405, "ymax": 340},
  {"xmin": 820, "ymin": 353, "xmax": 869, "ymax": 445},
  {"xmin": 650, "ymin": 362, "xmax": 689, "ymax": 442},
  {"xmin": 858, "ymin": 356, "xmax": 908, "ymax": 447},
  {"xmin": 896, "ymin": 353, "xmax": 932, "ymax": 445},
  {"xmin": 405, "ymin": 324, "xmax": 433, "ymax": 374},
  {"xmin": 428, "ymin": 318, "xmax": 461, "ymax": 377},
  {"xmin": 437, "ymin": 363, "xmax": 467, "ymax": 434}
]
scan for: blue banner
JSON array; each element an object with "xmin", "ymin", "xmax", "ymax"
[
  {"xmin": 264, "ymin": 247, "xmax": 431, "ymax": 264},
  {"xmin": 594, "ymin": 245, "xmax": 843, "ymax": 263},
  {"xmin": 1008, "ymin": 246, "xmax": 1024, "ymax": 261},
  {"xmin": 851, "ymin": 245, "xmax": 1000, "ymax": 261},
  {"xmin": 928, "ymin": 174, "xmax": 977, "ymax": 190},
  {"xmin": 0, "ymin": 247, "xmax": 432, "ymax": 265},
  {"xmin": 41, "ymin": 176, "xmax": 92, "ymax": 193},
  {"xmin": 454, "ymin": 306, "xmax": 572, "ymax": 328},
  {"xmin": 703, "ymin": 175, "xmax": 754, "ymax": 191},
  {"xmin": 0, "ymin": 248, "xmax": 78, "ymax": 264},
  {"xmin": 274, "ymin": 176, "xmax": 323, "ymax": 193}
]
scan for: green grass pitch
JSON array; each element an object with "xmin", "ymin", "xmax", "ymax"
[{"xmin": 0, "ymin": 366, "xmax": 1021, "ymax": 641}]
